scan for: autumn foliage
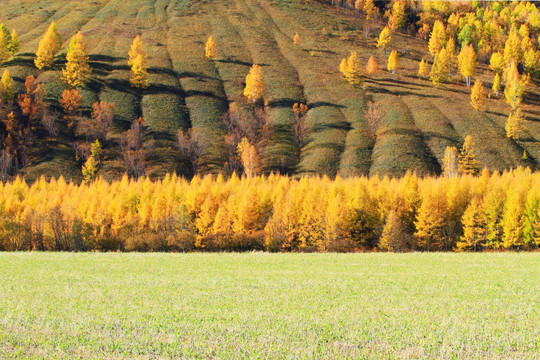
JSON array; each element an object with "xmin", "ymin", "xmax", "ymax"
[{"xmin": 1, "ymin": 169, "xmax": 540, "ymax": 252}]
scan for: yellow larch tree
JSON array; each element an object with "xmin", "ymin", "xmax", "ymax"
[
  {"xmin": 458, "ymin": 135, "xmax": 480, "ymax": 175},
  {"xmin": 430, "ymin": 48, "xmax": 450, "ymax": 85},
  {"xmin": 456, "ymin": 198, "xmax": 486, "ymax": 251},
  {"xmin": 128, "ymin": 35, "xmax": 145, "ymax": 67},
  {"xmin": 428, "ymin": 32, "xmax": 441, "ymax": 57},
  {"xmin": 388, "ymin": 0, "xmax": 406, "ymax": 31},
  {"xmin": 458, "ymin": 44, "xmax": 476, "ymax": 87},
  {"xmin": 8, "ymin": 29, "xmax": 19, "ymax": 56},
  {"xmin": 205, "ymin": 36, "xmax": 217, "ymax": 59},
  {"xmin": 0, "ymin": 31, "xmax": 9, "ymax": 64},
  {"xmin": 237, "ymin": 137, "xmax": 259, "ymax": 178},
  {"xmin": 418, "ymin": 58, "xmax": 429, "ymax": 78},
  {"xmin": 130, "ymin": 54, "xmax": 149, "ymax": 89},
  {"xmin": 503, "ymin": 28, "xmax": 522, "ymax": 64},
  {"xmin": 489, "ymin": 52, "xmax": 505, "ymax": 75},
  {"xmin": 504, "ymin": 60, "xmax": 528, "ymax": 110},
  {"xmin": 243, "ymin": 64, "xmax": 266, "ymax": 103},
  {"xmin": 363, "ymin": 0, "xmax": 377, "ymax": 21},
  {"xmin": 61, "ymin": 31, "xmax": 91, "ymax": 87},
  {"xmin": 501, "ymin": 188, "xmax": 526, "ymax": 249},
  {"xmin": 379, "ymin": 210, "xmax": 407, "ymax": 252},
  {"xmin": 505, "ymin": 108, "xmax": 525, "ymax": 143},
  {"xmin": 387, "ymin": 50, "xmax": 398, "ymax": 74},
  {"xmin": 445, "ymin": 37, "xmax": 457, "ymax": 73},
  {"xmin": 470, "ymin": 80, "xmax": 486, "ymax": 111},
  {"xmin": 340, "ymin": 52, "xmax": 363, "ymax": 85},
  {"xmin": 365, "ymin": 55, "xmax": 379, "ymax": 76},
  {"xmin": 523, "ymin": 48, "xmax": 539, "ymax": 75},
  {"xmin": 34, "ymin": 22, "xmax": 62, "ymax": 69},
  {"xmin": 431, "ymin": 20, "xmax": 447, "ymax": 47},
  {"xmin": 492, "ymin": 73, "xmax": 501, "ymax": 97},
  {"xmin": 376, "ymin": 26, "xmax": 392, "ymax": 54},
  {"xmin": 0, "ymin": 69, "xmax": 14, "ymax": 101}
]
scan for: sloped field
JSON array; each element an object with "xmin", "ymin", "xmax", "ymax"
[{"xmin": 0, "ymin": 0, "xmax": 539, "ymax": 181}]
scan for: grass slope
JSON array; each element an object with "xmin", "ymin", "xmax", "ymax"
[
  {"xmin": 0, "ymin": 0, "xmax": 539, "ymax": 180},
  {"xmin": 1, "ymin": 252, "xmax": 539, "ymax": 359}
]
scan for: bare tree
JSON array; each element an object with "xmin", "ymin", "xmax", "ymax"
[
  {"xmin": 177, "ymin": 128, "xmax": 206, "ymax": 175},
  {"xmin": 120, "ymin": 117, "xmax": 148, "ymax": 178},
  {"xmin": 0, "ymin": 149, "xmax": 13, "ymax": 182},
  {"xmin": 42, "ymin": 110, "xmax": 59, "ymax": 137},
  {"xmin": 365, "ymin": 101, "xmax": 383, "ymax": 139},
  {"xmin": 78, "ymin": 101, "xmax": 114, "ymax": 142},
  {"xmin": 292, "ymin": 102, "xmax": 308, "ymax": 150}
]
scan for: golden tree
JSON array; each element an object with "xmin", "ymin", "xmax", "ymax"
[
  {"xmin": 418, "ymin": 58, "xmax": 429, "ymax": 78},
  {"xmin": 0, "ymin": 69, "xmax": 14, "ymax": 101},
  {"xmin": 458, "ymin": 135, "xmax": 480, "ymax": 175},
  {"xmin": 523, "ymin": 48, "xmax": 539, "ymax": 76},
  {"xmin": 366, "ymin": 55, "xmax": 379, "ymax": 76},
  {"xmin": 430, "ymin": 48, "xmax": 450, "ymax": 85},
  {"xmin": 442, "ymin": 146, "xmax": 458, "ymax": 178},
  {"xmin": 8, "ymin": 29, "xmax": 19, "ymax": 56},
  {"xmin": 62, "ymin": 31, "xmax": 91, "ymax": 87},
  {"xmin": 376, "ymin": 26, "xmax": 392, "ymax": 54},
  {"xmin": 388, "ymin": 0, "xmax": 406, "ymax": 31},
  {"xmin": 456, "ymin": 198, "xmax": 486, "ymax": 251},
  {"xmin": 34, "ymin": 22, "xmax": 62, "ymax": 69},
  {"xmin": 504, "ymin": 60, "xmax": 528, "ymax": 110},
  {"xmin": 363, "ymin": 0, "xmax": 377, "ymax": 21},
  {"xmin": 340, "ymin": 52, "xmax": 363, "ymax": 85},
  {"xmin": 293, "ymin": 33, "xmax": 300, "ymax": 45},
  {"xmin": 128, "ymin": 35, "xmax": 145, "ymax": 67},
  {"xmin": 505, "ymin": 108, "xmax": 525, "ymax": 143},
  {"xmin": 492, "ymin": 73, "xmax": 501, "ymax": 97},
  {"xmin": 458, "ymin": 44, "xmax": 476, "ymax": 87},
  {"xmin": 130, "ymin": 54, "xmax": 149, "ymax": 89},
  {"xmin": 82, "ymin": 140, "xmax": 101, "ymax": 184},
  {"xmin": 379, "ymin": 210, "xmax": 407, "ymax": 252},
  {"xmin": 489, "ymin": 52, "xmax": 505, "ymax": 75},
  {"xmin": 243, "ymin": 64, "xmax": 266, "ymax": 103},
  {"xmin": 59, "ymin": 89, "xmax": 83, "ymax": 128},
  {"xmin": 503, "ymin": 29, "xmax": 522, "ymax": 64},
  {"xmin": 205, "ymin": 36, "xmax": 217, "ymax": 59},
  {"xmin": 0, "ymin": 30, "xmax": 10, "ymax": 63},
  {"xmin": 387, "ymin": 50, "xmax": 398, "ymax": 74},
  {"xmin": 428, "ymin": 32, "xmax": 441, "ymax": 57},
  {"xmin": 470, "ymin": 80, "xmax": 486, "ymax": 111}
]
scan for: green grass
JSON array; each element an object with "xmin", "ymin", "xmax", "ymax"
[{"xmin": 1, "ymin": 253, "xmax": 539, "ymax": 359}]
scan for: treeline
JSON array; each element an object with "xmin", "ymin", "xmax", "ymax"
[{"xmin": 1, "ymin": 168, "xmax": 539, "ymax": 252}]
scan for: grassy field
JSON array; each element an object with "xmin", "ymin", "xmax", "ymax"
[
  {"xmin": 1, "ymin": 253, "xmax": 539, "ymax": 359},
  {"xmin": 1, "ymin": 0, "xmax": 539, "ymax": 181}
]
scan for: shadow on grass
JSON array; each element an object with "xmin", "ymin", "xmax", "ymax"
[
  {"xmin": 309, "ymin": 101, "xmax": 346, "ymax": 109},
  {"xmin": 215, "ymin": 58, "xmax": 253, "ymax": 67}
]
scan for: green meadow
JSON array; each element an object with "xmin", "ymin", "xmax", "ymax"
[{"xmin": 1, "ymin": 252, "xmax": 539, "ymax": 359}]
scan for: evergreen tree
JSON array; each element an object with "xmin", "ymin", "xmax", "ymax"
[
  {"xmin": 61, "ymin": 31, "xmax": 91, "ymax": 87},
  {"xmin": 458, "ymin": 135, "xmax": 480, "ymax": 175}
]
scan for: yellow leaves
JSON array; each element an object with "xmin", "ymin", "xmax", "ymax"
[
  {"xmin": 35, "ymin": 22, "xmax": 62, "ymax": 69},
  {"xmin": 339, "ymin": 51, "xmax": 363, "ymax": 85},
  {"xmin": 458, "ymin": 135, "xmax": 480, "ymax": 176},
  {"xmin": 458, "ymin": 44, "xmax": 476, "ymax": 86},
  {"xmin": 237, "ymin": 137, "xmax": 259, "ymax": 178},
  {"xmin": 61, "ymin": 31, "xmax": 91, "ymax": 88},
  {"xmin": 366, "ymin": 55, "xmax": 379, "ymax": 76},
  {"xmin": 243, "ymin": 64, "xmax": 266, "ymax": 103},
  {"xmin": 387, "ymin": 50, "xmax": 398, "ymax": 74},
  {"xmin": 205, "ymin": 35, "xmax": 217, "ymax": 59},
  {"xmin": 470, "ymin": 80, "xmax": 486, "ymax": 111},
  {"xmin": 418, "ymin": 58, "xmax": 429, "ymax": 78},
  {"xmin": 0, "ymin": 69, "xmax": 14, "ymax": 101},
  {"xmin": 129, "ymin": 35, "xmax": 148, "ymax": 89},
  {"xmin": 504, "ymin": 60, "xmax": 529, "ymax": 110},
  {"xmin": 489, "ymin": 52, "xmax": 505, "ymax": 75},
  {"xmin": 376, "ymin": 26, "xmax": 392, "ymax": 52},
  {"xmin": 505, "ymin": 108, "xmax": 525, "ymax": 142}
]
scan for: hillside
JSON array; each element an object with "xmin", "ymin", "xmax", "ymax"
[{"xmin": 0, "ymin": 0, "xmax": 539, "ymax": 182}]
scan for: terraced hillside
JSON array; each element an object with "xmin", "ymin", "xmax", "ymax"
[{"xmin": 0, "ymin": 0, "xmax": 539, "ymax": 181}]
